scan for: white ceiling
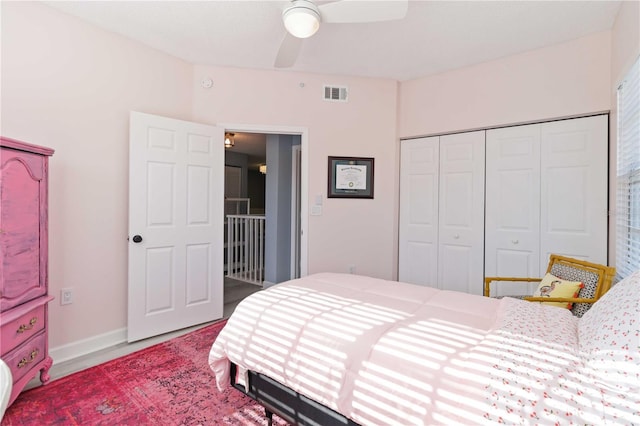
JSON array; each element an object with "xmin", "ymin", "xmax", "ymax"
[{"xmin": 44, "ymin": 0, "xmax": 622, "ymax": 82}]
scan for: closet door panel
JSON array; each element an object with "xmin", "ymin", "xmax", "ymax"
[
  {"xmin": 399, "ymin": 137, "xmax": 439, "ymax": 286},
  {"xmin": 439, "ymin": 245, "xmax": 472, "ymax": 293},
  {"xmin": 438, "ymin": 131, "xmax": 485, "ymax": 295},
  {"xmin": 407, "ymin": 173, "xmax": 438, "ymax": 242},
  {"xmin": 493, "ymin": 249, "xmax": 539, "ymax": 296},
  {"xmin": 486, "ymin": 124, "xmax": 541, "ymax": 282},
  {"xmin": 540, "ymin": 115, "xmax": 608, "ymax": 267},
  {"xmin": 404, "ymin": 242, "xmax": 438, "ymax": 286}
]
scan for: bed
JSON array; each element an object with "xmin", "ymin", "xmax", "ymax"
[
  {"xmin": 0, "ymin": 359, "xmax": 11, "ymax": 421},
  {"xmin": 209, "ymin": 271, "xmax": 640, "ymax": 425}
]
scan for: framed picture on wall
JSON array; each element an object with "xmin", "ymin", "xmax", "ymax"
[{"xmin": 327, "ymin": 156, "xmax": 374, "ymax": 199}]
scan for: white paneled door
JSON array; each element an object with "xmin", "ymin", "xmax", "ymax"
[
  {"xmin": 485, "ymin": 124, "xmax": 542, "ymax": 290},
  {"xmin": 399, "ymin": 131, "xmax": 485, "ymax": 294},
  {"xmin": 438, "ymin": 131, "xmax": 485, "ymax": 295},
  {"xmin": 485, "ymin": 115, "xmax": 608, "ymax": 290},
  {"xmin": 540, "ymin": 115, "xmax": 608, "ymax": 266},
  {"xmin": 128, "ymin": 112, "xmax": 224, "ymax": 342},
  {"xmin": 401, "ymin": 115, "xmax": 607, "ymax": 297},
  {"xmin": 398, "ymin": 137, "xmax": 439, "ymax": 286}
]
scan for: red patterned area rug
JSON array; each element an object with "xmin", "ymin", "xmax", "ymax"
[{"xmin": 1, "ymin": 320, "xmax": 287, "ymax": 425}]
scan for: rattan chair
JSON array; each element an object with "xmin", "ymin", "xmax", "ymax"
[{"xmin": 484, "ymin": 254, "xmax": 616, "ymax": 317}]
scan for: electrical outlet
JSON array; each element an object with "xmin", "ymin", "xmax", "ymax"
[{"xmin": 61, "ymin": 288, "xmax": 73, "ymax": 305}]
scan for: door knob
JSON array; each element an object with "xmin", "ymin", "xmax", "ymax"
[{"xmin": 132, "ymin": 235, "xmax": 143, "ymax": 243}]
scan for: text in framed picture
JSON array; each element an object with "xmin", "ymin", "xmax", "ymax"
[{"xmin": 328, "ymin": 156, "xmax": 374, "ymax": 199}]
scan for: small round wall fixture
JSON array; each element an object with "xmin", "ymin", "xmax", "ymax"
[{"xmin": 201, "ymin": 78, "xmax": 213, "ymax": 89}]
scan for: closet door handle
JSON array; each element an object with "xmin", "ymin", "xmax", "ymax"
[{"xmin": 132, "ymin": 235, "xmax": 143, "ymax": 243}]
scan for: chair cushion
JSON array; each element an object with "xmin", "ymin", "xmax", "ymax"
[
  {"xmin": 532, "ymin": 273, "xmax": 583, "ymax": 309},
  {"xmin": 550, "ymin": 262, "xmax": 600, "ymax": 317}
]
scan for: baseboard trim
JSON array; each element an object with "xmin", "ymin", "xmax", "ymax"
[{"xmin": 50, "ymin": 327, "xmax": 127, "ymax": 364}]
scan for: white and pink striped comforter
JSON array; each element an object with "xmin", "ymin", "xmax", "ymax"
[{"xmin": 209, "ymin": 273, "xmax": 639, "ymax": 425}]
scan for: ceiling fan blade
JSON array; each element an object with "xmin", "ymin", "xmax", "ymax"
[
  {"xmin": 275, "ymin": 32, "xmax": 303, "ymax": 68},
  {"xmin": 319, "ymin": 0, "xmax": 408, "ymax": 24}
]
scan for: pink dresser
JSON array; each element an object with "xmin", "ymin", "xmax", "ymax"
[{"xmin": 0, "ymin": 136, "xmax": 54, "ymax": 406}]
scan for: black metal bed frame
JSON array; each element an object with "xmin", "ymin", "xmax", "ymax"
[{"xmin": 230, "ymin": 362, "xmax": 360, "ymax": 426}]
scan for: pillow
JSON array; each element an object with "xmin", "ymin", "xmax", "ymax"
[
  {"xmin": 532, "ymin": 273, "xmax": 583, "ymax": 309},
  {"xmin": 578, "ymin": 270, "xmax": 640, "ymax": 391},
  {"xmin": 549, "ymin": 262, "xmax": 600, "ymax": 317}
]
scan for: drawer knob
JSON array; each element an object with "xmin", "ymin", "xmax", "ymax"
[
  {"xmin": 17, "ymin": 317, "xmax": 37, "ymax": 334},
  {"xmin": 17, "ymin": 349, "xmax": 39, "ymax": 368}
]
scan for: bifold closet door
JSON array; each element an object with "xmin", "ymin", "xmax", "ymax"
[
  {"xmin": 399, "ymin": 132, "xmax": 485, "ymax": 293},
  {"xmin": 398, "ymin": 137, "xmax": 439, "ymax": 286},
  {"xmin": 438, "ymin": 131, "xmax": 485, "ymax": 295},
  {"xmin": 485, "ymin": 124, "xmax": 541, "ymax": 286},
  {"xmin": 485, "ymin": 115, "xmax": 608, "ymax": 284},
  {"xmin": 540, "ymin": 115, "xmax": 608, "ymax": 266}
]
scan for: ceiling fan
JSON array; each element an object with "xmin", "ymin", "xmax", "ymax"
[{"xmin": 275, "ymin": 0, "xmax": 409, "ymax": 68}]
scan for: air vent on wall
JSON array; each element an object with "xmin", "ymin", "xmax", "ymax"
[{"xmin": 323, "ymin": 85, "xmax": 348, "ymax": 102}]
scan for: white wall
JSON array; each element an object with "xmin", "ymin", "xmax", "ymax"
[
  {"xmin": 191, "ymin": 65, "xmax": 399, "ymax": 279},
  {"xmin": 398, "ymin": 31, "xmax": 612, "ymax": 138},
  {"xmin": 1, "ymin": 2, "xmax": 195, "ymax": 349},
  {"xmin": 611, "ymin": 1, "xmax": 639, "ymax": 85}
]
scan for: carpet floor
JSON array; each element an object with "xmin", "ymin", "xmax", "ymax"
[{"xmin": 1, "ymin": 320, "xmax": 287, "ymax": 425}]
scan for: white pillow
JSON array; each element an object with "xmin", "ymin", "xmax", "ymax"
[{"xmin": 578, "ymin": 270, "xmax": 640, "ymax": 391}]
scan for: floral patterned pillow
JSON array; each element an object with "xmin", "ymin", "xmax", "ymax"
[{"xmin": 578, "ymin": 270, "xmax": 640, "ymax": 391}]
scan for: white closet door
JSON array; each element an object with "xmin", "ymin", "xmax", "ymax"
[
  {"xmin": 540, "ymin": 115, "xmax": 608, "ymax": 267},
  {"xmin": 438, "ymin": 131, "xmax": 485, "ymax": 295},
  {"xmin": 485, "ymin": 124, "xmax": 541, "ymax": 287},
  {"xmin": 399, "ymin": 137, "xmax": 439, "ymax": 286}
]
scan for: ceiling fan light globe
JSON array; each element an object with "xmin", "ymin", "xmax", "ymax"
[{"xmin": 283, "ymin": 5, "xmax": 320, "ymax": 39}]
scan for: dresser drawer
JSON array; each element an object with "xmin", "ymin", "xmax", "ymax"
[
  {"xmin": 3, "ymin": 331, "xmax": 46, "ymax": 384},
  {"xmin": 0, "ymin": 304, "xmax": 46, "ymax": 356}
]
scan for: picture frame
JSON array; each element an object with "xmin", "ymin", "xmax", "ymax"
[{"xmin": 327, "ymin": 156, "xmax": 375, "ymax": 199}]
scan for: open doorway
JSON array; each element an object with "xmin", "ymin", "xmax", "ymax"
[
  {"xmin": 222, "ymin": 131, "xmax": 304, "ymax": 311},
  {"xmin": 223, "ymin": 132, "xmax": 265, "ymax": 310}
]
